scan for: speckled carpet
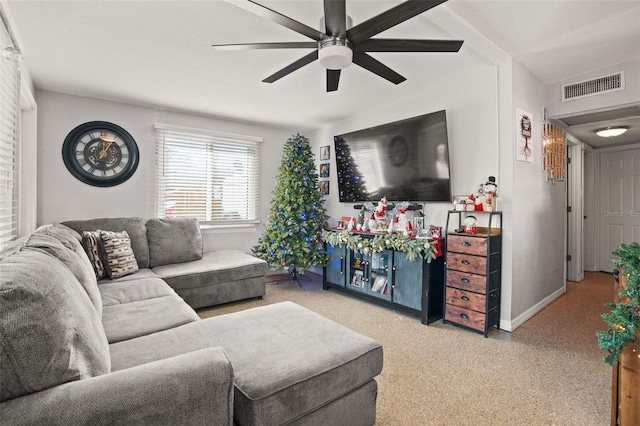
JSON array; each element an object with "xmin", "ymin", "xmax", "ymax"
[{"xmin": 198, "ymin": 271, "xmax": 612, "ymax": 425}]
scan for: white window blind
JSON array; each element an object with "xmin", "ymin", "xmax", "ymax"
[
  {"xmin": 0, "ymin": 19, "xmax": 20, "ymax": 250},
  {"xmin": 155, "ymin": 124, "xmax": 261, "ymax": 225}
]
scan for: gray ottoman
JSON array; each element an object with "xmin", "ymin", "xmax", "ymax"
[{"xmin": 109, "ymin": 302, "xmax": 383, "ymax": 425}]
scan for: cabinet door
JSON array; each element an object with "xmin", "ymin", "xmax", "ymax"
[
  {"xmin": 367, "ymin": 250, "xmax": 393, "ymax": 301},
  {"xmin": 326, "ymin": 244, "xmax": 346, "ymax": 286},
  {"xmin": 392, "ymin": 251, "xmax": 423, "ymax": 310},
  {"xmin": 347, "ymin": 251, "xmax": 368, "ymax": 293}
]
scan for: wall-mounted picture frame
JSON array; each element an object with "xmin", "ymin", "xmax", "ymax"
[
  {"xmin": 319, "ymin": 163, "xmax": 330, "ymax": 177},
  {"xmin": 320, "ymin": 145, "xmax": 330, "ymax": 160},
  {"xmin": 516, "ymin": 108, "xmax": 533, "ymax": 163},
  {"xmin": 320, "ymin": 180, "xmax": 329, "ymax": 195}
]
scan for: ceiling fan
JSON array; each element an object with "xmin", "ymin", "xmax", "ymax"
[{"xmin": 212, "ymin": 0, "xmax": 463, "ymax": 92}]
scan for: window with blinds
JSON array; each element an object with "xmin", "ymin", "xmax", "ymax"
[
  {"xmin": 155, "ymin": 124, "xmax": 261, "ymax": 225},
  {"xmin": 0, "ymin": 21, "xmax": 21, "ymax": 250}
]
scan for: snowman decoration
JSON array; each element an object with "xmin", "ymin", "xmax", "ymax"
[{"xmin": 482, "ymin": 176, "xmax": 498, "ymax": 212}]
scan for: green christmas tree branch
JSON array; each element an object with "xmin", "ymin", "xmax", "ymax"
[
  {"xmin": 596, "ymin": 242, "xmax": 640, "ymax": 365},
  {"xmin": 322, "ymin": 229, "xmax": 438, "ymax": 262}
]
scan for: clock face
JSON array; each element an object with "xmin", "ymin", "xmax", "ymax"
[{"xmin": 62, "ymin": 121, "xmax": 139, "ymax": 187}]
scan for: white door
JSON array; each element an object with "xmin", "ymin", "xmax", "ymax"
[{"xmin": 599, "ymin": 149, "xmax": 640, "ymax": 272}]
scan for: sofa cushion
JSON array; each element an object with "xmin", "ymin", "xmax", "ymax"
[
  {"xmin": 152, "ymin": 250, "xmax": 267, "ymax": 308},
  {"xmin": 31, "ymin": 224, "xmax": 102, "ymax": 316},
  {"xmin": 82, "ymin": 230, "xmax": 106, "ymax": 280},
  {"xmin": 108, "ymin": 302, "xmax": 383, "ymax": 426},
  {"xmin": 0, "ymin": 248, "xmax": 110, "ymax": 402},
  {"xmin": 36, "ymin": 223, "xmax": 82, "ymax": 248},
  {"xmin": 99, "ymin": 275, "xmax": 177, "ymax": 307},
  {"xmin": 146, "ymin": 217, "xmax": 203, "ymax": 268},
  {"xmin": 152, "ymin": 250, "xmax": 267, "ymax": 290},
  {"xmin": 63, "ymin": 217, "xmax": 150, "ymax": 268},
  {"xmin": 99, "ymin": 230, "xmax": 139, "ymax": 279},
  {"xmin": 98, "ymin": 267, "xmax": 159, "ymax": 284},
  {"xmin": 101, "ymin": 294, "xmax": 200, "ymax": 343}
]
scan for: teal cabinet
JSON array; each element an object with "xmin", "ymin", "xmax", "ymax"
[
  {"xmin": 392, "ymin": 251, "xmax": 422, "ymax": 310},
  {"xmin": 360, "ymin": 250, "xmax": 393, "ymax": 301},
  {"xmin": 323, "ymin": 238, "xmax": 444, "ymax": 325},
  {"xmin": 325, "ymin": 243, "xmax": 347, "ymax": 287},
  {"xmin": 346, "ymin": 251, "xmax": 367, "ymax": 293}
]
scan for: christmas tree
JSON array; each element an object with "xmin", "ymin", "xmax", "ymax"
[
  {"xmin": 334, "ymin": 136, "xmax": 368, "ymax": 201},
  {"xmin": 254, "ymin": 134, "xmax": 329, "ymax": 276}
]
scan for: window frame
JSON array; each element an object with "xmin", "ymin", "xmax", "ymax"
[
  {"xmin": 0, "ymin": 19, "xmax": 21, "ymax": 250},
  {"xmin": 154, "ymin": 123, "xmax": 262, "ymax": 230}
]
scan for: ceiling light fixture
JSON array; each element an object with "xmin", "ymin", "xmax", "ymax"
[
  {"xmin": 595, "ymin": 126, "xmax": 629, "ymax": 138},
  {"xmin": 318, "ymin": 38, "xmax": 353, "ymax": 70}
]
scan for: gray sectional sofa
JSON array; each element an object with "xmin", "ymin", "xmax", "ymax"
[
  {"xmin": 63, "ymin": 216, "xmax": 267, "ymax": 309},
  {"xmin": 0, "ymin": 218, "xmax": 383, "ymax": 425}
]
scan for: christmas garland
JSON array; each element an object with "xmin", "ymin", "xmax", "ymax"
[
  {"xmin": 597, "ymin": 242, "xmax": 640, "ymax": 365},
  {"xmin": 321, "ymin": 229, "xmax": 438, "ymax": 263}
]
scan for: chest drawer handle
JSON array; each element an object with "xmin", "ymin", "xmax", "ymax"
[
  {"xmin": 461, "ymin": 278, "xmax": 470, "ymax": 284},
  {"xmin": 462, "ymin": 241, "xmax": 471, "ymax": 246},
  {"xmin": 461, "ymin": 296, "xmax": 470, "ymax": 301},
  {"xmin": 460, "ymin": 313, "xmax": 469, "ymax": 320},
  {"xmin": 462, "ymin": 260, "xmax": 470, "ymax": 265}
]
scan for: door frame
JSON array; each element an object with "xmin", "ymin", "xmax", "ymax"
[{"xmin": 566, "ymin": 139, "xmax": 584, "ymax": 282}]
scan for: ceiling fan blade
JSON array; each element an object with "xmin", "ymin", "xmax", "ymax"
[
  {"xmin": 323, "ymin": 0, "xmax": 347, "ymax": 38},
  {"xmin": 327, "ymin": 69, "xmax": 341, "ymax": 92},
  {"xmin": 212, "ymin": 42, "xmax": 318, "ymax": 50},
  {"xmin": 355, "ymin": 38, "xmax": 463, "ymax": 52},
  {"xmin": 347, "ymin": 0, "xmax": 448, "ymax": 43},
  {"xmin": 262, "ymin": 50, "xmax": 319, "ymax": 83},
  {"xmin": 352, "ymin": 52, "xmax": 406, "ymax": 85},
  {"xmin": 233, "ymin": 0, "xmax": 326, "ymax": 41}
]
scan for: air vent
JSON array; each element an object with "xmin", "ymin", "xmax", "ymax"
[{"xmin": 562, "ymin": 72, "xmax": 624, "ymax": 101}]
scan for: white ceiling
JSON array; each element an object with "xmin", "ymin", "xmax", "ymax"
[{"xmin": 6, "ymin": 0, "xmax": 640, "ymax": 147}]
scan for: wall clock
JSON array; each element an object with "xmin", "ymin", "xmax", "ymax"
[
  {"xmin": 388, "ymin": 136, "xmax": 408, "ymax": 167},
  {"xmin": 62, "ymin": 121, "xmax": 139, "ymax": 187}
]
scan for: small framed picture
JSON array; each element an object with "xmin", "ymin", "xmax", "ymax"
[
  {"xmin": 319, "ymin": 163, "xmax": 330, "ymax": 177},
  {"xmin": 320, "ymin": 181, "xmax": 329, "ymax": 195},
  {"xmin": 320, "ymin": 145, "xmax": 330, "ymax": 160}
]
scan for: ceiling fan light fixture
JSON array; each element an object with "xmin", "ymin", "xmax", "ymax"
[
  {"xmin": 595, "ymin": 126, "xmax": 629, "ymax": 138},
  {"xmin": 318, "ymin": 38, "xmax": 352, "ymax": 70}
]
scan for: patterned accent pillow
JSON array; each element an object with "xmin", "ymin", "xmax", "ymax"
[
  {"xmin": 99, "ymin": 230, "xmax": 139, "ymax": 279},
  {"xmin": 82, "ymin": 230, "xmax": 106, "ymax": 280}
]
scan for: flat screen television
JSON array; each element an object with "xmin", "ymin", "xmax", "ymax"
[{"xmin": 334, "ymin": 110, "xmax": 452, "ymax": 202}]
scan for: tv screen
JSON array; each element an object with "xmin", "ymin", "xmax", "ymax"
[{"xmin": 334, "ymin": 110, "xmax": 452, "ymax": 202}]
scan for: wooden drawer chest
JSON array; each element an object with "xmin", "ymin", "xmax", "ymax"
[{"xmin": 443, "ymin": 211, "xmax": 502, "ymax": 337}]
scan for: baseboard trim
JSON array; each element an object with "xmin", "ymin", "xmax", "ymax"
[{"xmin": 500, "ymin": 286, "xmax": 566, "ymax": 332}]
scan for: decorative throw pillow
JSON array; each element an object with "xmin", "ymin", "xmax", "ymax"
[
  {"xmin": 82, "ymin": 230, "xmax": 106, "ymax": 280},
  {"xmin": 99, "ymin": 230, "xmax": 139, "ymax": 279}
]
